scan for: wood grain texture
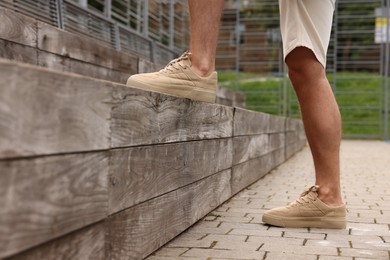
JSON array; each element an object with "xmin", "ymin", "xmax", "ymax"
[
  {"xmin": 234, "ymin": 108, "xmax": 287, "ymax": 136},
  {"xmin": 110, "ymin": 85, "xmax": 234, "ymax": 147},
  {"xmin": 0, "ymin": 152, "xmax": 109, "ymax": 258},
  {"xmin": 232, "ymin": 132, "xmax": 286, "ymax": 165},
  {"xmin": 233, "ymin": 108, "xmax": 270, "ymax": 136},
  {"xmin": 107, "ymin": 169, "xmax": 231, "ymax": 260},
  {"xmin": 286, "ymin": 140, "xmax": 307, "ymax": 159},
  {"xmin": 231, "ymin": 148, "xmax": 285, "ymax": 195},
  {"xmin": 38, "ymin": 51, "xmax": 129, "ymax": 83},
  {"xmin": 0, "ymin": 60, "xmax": 112, "ymax": 158},
  {"xmin": 285, "ymin": 117, "xmax": 304, "ymax": 132},
  {"xmin": 269, "ymin": 132, "xmax": 286, "ymax": 151},
  {"xmin": 267, "ymin": 114, "xmax": 286, "ymax": 133},
  {"xmin": 0, "ymin": 39, "xmax": 38, "ymax": 65},
  {"xmin": 232, "ymin": 134, "xmax": 269, "ymax": 165},
  {"xmin": 216, "ymin": 87, "xmax": 245, "ymax": 108},
  {"xmin": 8, "ymin": 222, "xmax": 106, "ymax": 260},
  {"xmin": 0, "ymin": 7, "xmax": 37, "ymax": 46},
  {"xmin": 109, "ymin": 138, "xmax": 233, "ymax": 214},
  {"xmin": 37, "ymin": 22, "xmax": 138, "ymax": 74}
]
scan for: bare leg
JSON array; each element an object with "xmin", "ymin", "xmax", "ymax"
[
  {"xmin": 286, "ymin": 47, "xmax": 343, "ymax": 207},
  {"xmin": 188, "ymin": 0, "xmax": 224, "ymax": 77}
]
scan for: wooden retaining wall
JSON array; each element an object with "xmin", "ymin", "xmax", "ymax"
[
  {"xmin": 0, "ymin": 59, "xmax": 306, "ymax": 259},
  {"xmin": 0, "ymin": 6, "xmax": 306, "ymax": 259}
]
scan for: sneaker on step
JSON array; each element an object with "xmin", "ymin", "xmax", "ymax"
[
  {"xmin": 126, "ymin": 51, "xmax": 217, "ymax": 103},
  {"xmin": 262, "ymin": 185, "xmax": 346, "ymax": 229}
]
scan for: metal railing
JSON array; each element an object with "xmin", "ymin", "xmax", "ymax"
[{"xmin": 0, "ymin": 0, "xmax": 187, "ymax": 65}]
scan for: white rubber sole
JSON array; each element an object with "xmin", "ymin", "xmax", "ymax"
[
  {"xmin": 262, "ymin": 214, "xmax": 346, "ymax": 229},
  {"xmin": 126, "ymin": 78, "xmax": 216, "ymax": 103}
]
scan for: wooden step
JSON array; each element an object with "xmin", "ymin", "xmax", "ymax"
[{"xmin": 0, "ymin": 6, "xmax": 245, "ymax": 108}]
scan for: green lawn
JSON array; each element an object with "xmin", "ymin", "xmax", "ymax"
[{"xmin": 219, "ymin": 71, "xmax": 390, "ymax": 139}]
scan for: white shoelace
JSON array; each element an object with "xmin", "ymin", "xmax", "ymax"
[
  {"xmin": 160, "ymin": 51, "xmax": 192, "ymax": 73},
  {"xmin": 290, "ymin": 185, "xmax": 319, "ymax": 206}
]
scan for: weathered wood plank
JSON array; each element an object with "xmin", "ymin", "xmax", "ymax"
[
  {"xmin": 286, "ymin": 140, "xmax": 307, "ymax": 159},
  {"xmin": 0, "ymin": 39, "xmax": 37, "ymax": 65},
  {"xmin": 268, "ymin": 114, "xmax": 286, "ymax": 133},
  {"xmin": 269, "ymin": 132, "xmax": 286, "ymax": 151},
  {"xmin": 234, "ymin": 108, "xmax": 287, "ymax": 136},
  {"xmin": 8, "ymin": 222, "xmax": 106, "ymax": 260},
  {"xmin": 110, "ymin": 86, "xmax": 234, "ymax": 147},
  {"xmin": 107, "ymin": 169, "xmax": 232, "ymax": 260},
  {"xmin": 0, "ymin": 7, "xmax": 37, "ymax": 47},
  {"xmin": 232, "ymin": 134, "xmax": 269, "ymax": 165},
  {"xmin": 231, "ymin": 148, "xmax": 285, "ymax": 195},
  {"xmin": 285, "ymin": 117, "xmax": 304, "ymax": 132},
  {"xmin": 109, "ymin": 138, "xmax": 233, "ymax": 214},
  {"xmin": 232, "ymin": 133, "xmax": 285, "ymax": 165},
  {"xmin": 233, "ymin": 108, "xmax": 270, "ymax": 136},
  {"xmin": 216, "ymin": 87, "xmax": 245, "ymax": 108},
  {"xmin": 0, "ymin": 60, "xmax": 112, "ymax": 158},
  {"xmin": 37, "ymin": 22, "xmax": 138, "ymax": 74},
  {"xmin": 38, "ymin": 50, "xmax": 128, "ymax": 83},
  {"xmin": 0, "ymin": 152, "xmax": 109, "ymax": 258}
]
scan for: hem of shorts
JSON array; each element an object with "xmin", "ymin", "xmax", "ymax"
[{"xmin": 284, "ymin": 40, "xmax": 326, "ymax": 69}]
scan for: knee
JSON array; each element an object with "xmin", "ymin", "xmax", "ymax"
[{"xmin": 285, "ymin": 47, "xmax": 325, "ymax": 90}]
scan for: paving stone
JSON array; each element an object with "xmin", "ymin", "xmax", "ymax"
[
  {"xmin": 201, "ymin": 234, "xmax": 247, "ymax": 243},
  {"xmin": 218, "ymin": 222, "xmax": 268, "ymax": 231},
  {"xmin": 325, "ymin": 234, "xmax": 384, "ymax": 243},
  {"xmin": 182, "ymin": 248, "xmax": 265, "ymax": 259},
  {"xmin": 339, "ymin": 248, "xmax": 389, "ymax": 259},
  {"xmin": 284, "ymin": 231, "xmax": 326, "ymax": 240},
  {"xmin": 305, "ymin": 239, "xmax": 350, "ymax": 248},
  {"xmin": 165, "ymin": 238, "xmax": 214, "ymax": 248},
  {"xmin": 247, "ymin": 236, "xmax": 303, "ymax": 246},
  {"xmin": 318, "ymin": 256, "xmax": 353, "ymax": 260},
  {"xmin": 212, "ymin": 240, "xmax": 261, "ymax": 251},
  {"xmin": 229, "ymin": 228, "xmax": 282, "ymax": 237},
  {"xmin": 265, "ymin": 252, "xmax": 317, "ymax": 260},
  {"xmin": 151, "ymin": 247, "xmax": 189, "ymax": 257},
  {"xmin": 261, "ymin": 243, "xmax": 338, "ymax": 255},
  {"xmin": 351, "ymin": 240, "xmax": 390, "ymax": 250}
]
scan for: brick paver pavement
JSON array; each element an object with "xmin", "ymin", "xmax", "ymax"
[{"xmin": 147, "ymin": 141, "xmax": 390, "ymax": 260}]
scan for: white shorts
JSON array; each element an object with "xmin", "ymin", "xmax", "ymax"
[{"xmin": 279, "ymin": 0, "xmax": 336, "ymax": 68}]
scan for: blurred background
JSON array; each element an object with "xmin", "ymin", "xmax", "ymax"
[{"xmin": 1, "ymin": 0, "xmax": 388, "ymax": 139}]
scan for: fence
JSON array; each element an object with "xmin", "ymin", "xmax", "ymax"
[
  {"xmin": 216, "ymin": 0, "xmax": 390, "ymax": 139},
  {"xmin": 0, "ymin": 0, "xmax": 188, "ymax": 65}
]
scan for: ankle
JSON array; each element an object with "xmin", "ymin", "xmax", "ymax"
[
  {"xmin": 189, "ymin": 55, "xmax": 214, "ymax": 77},
  {"xmin": 317, "ymin": 185, "xmax": 344, "ymax": 207}
]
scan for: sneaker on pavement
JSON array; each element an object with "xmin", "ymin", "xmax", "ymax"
[
  {"xmin": 126, "ymin": 51, "xmax": 217, "ymax": 103},
  {"xmin": 262, "ymin": 185, "xmax": 346, "ymax": 229}
]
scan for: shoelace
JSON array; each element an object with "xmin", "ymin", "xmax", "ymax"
[
  {"xmin": 160, "ymin": 51, "xmax": 192, "ymax": 73},
  {"xmin": 289, "ymin": 185, "xmax": 319, "ymax": 206}
]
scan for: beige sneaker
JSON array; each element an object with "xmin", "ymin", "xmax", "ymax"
[
  {"xmin": 126, "ymin": 51, "xmax": 217, "ymax": 103},
  {"xmin": 262, "ymin": 185, "xmax": 346, "ymax": 229}
]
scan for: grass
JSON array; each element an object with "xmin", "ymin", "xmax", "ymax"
[{"xmin": 219, "ymin": 71, "xmax": 390, "ymax": 139}]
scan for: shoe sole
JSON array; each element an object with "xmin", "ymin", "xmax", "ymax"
[
  {"xmin": 126, "ymin": 78, "xmax": 216, "ymax": 103},
  {"xmin": 262, "ymin": 214, "xmax": 346, "ymax": 229}
]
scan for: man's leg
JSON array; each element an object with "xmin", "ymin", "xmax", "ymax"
[
  {"xmin": 286, "ymin": 47, "xmax": 343, "ymax": 207},
  {"xmin": 262, "ymin": 0, "xmax": 346, "ymax": 229},
  {"xmin": 126, "ymin": 1, "xmax": 224, "ymax": 103},
  {"xmin": 189, "ymin": 0, "xmax": 224, "ymax": 77}
]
